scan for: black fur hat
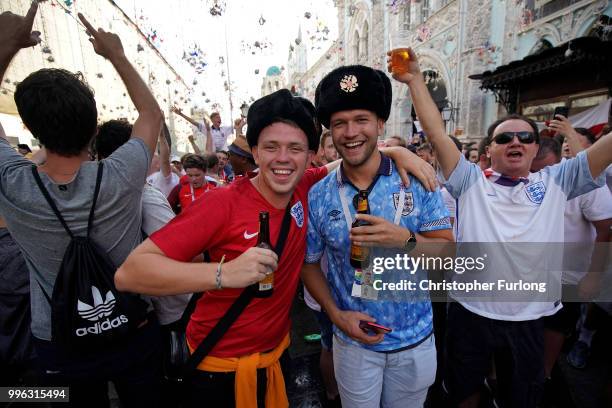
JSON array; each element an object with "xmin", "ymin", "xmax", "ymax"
[
  {"xmin": 315, "ymin": 65, "xmax": 392, "ymax": 129},
  {"xmin": 246, "ymin": 89, "xmax": 320, "ymax": 151}
]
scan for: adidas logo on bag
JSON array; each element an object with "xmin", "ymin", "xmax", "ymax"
[{"xmin": 75, "ymin": 286, "xmax": 128, "ymax": 337}]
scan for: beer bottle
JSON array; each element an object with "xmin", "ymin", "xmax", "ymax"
[
  {"xmin": 254, "ymin": 211, "xmax": 274, "ymax": 297},
  {"xmin": 350, "ymin": 190, "xmax": 371, "ymax": 269}
]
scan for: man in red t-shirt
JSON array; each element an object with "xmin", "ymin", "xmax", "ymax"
[
  {"xmin": 117, "ymin": 89, "xmax": 329, "ymax": 407},
  {"xmin": 178, "ymin": 154, "xmax": 216, "ymax": 211}
]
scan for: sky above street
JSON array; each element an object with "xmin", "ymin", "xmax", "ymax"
[{"xmin": 115, "ymin": 0, "xmax": 338, "ymax": 121}]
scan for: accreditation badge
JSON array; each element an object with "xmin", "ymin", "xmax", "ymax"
[{"xmin": 351, "ymin": 266, "xmax": 378, "ymax": 301}]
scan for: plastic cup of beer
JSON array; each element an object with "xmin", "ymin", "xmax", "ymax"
[{"xmin": 389, "ymin": 31, "xmax": 411, "ymax": 75}]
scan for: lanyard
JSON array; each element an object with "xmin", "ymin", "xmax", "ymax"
[
  {"xmin": 335, "ymin": 168, "xmax": 405, "ymax": 233},
  {"xmin": 190, "ymin": 183, "xmax": 196, "ymax": 202}
]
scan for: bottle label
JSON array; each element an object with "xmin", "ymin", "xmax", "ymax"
[
  {"xmin": 351, "ymin": 245, "xmax": 368, "ymax": 261},
  {"xmin": 259, "ymin": 273, "xmax": 274, "ymax": 291}
]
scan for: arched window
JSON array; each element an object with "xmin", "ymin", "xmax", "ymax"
[
  {"xmin": 422, "ymin": 0, "xmax": 431, "ymax": 22},
  {"xmin": 402, "ymin": 5, "xmax": 411, "ymax": 30},
  {"xmin": 353, "ymin": 30, "xmax": 360, "ymax": 63},
  {"xmin": 361, "ymin": 22, "xmax": 369, "ymax": 62},
  {"xmin": 530, "ymin": 39, "xmax": 552, "ymax": 55}
]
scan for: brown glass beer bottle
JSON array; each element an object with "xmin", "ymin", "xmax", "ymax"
[
  {"xmin": 350, "ymin": 190, "xmax": 371, "ymax": 269},
  {"xmin": 254, "ymin": 211, "xmax": 273, "ymax": 297}
]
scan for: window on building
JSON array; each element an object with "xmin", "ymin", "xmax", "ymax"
[
  {"xmin": 520, "ymin": 89, "xmax": 608, "ymax": 122},
  {"xmin": 530, "ymin": 39, "xmax": 553, "ymax": 55},
  {"xmin": 402, "ymin": 5, "xmax": 411, "ymax": 30},
  {"xmin": 361, "ymin": 22, "xmax": 369, "ymax": 62},
  {"xmin": 353, "ymin": 30, "xmax": 360, "ymax": 63},
  {"xmin": 422, "ymin": 0, "xmax": 431, "ymax": 22},
  {"xmin": 524, "ymin": 0, "xmax": 582, "ymax": 24}
]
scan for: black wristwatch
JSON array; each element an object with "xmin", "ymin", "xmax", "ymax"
[{"xmin": 403, "ymin": 230, "xmax": 417, "ymax": 253}]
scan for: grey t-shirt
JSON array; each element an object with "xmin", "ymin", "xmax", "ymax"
[
  {"xmin": 141, "ymin": 185, "xmax": 191, "ymax": 325},
  {"xmin": 0, "ymin": 137, "xmax": 151, "ymax": 340}
]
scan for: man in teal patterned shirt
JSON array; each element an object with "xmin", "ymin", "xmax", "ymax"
[{"xmin": 302, "ymin": 65, "xmax": 454, "ymax": 408}]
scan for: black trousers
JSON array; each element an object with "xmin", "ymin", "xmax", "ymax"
[
  {"xmin": 444, "ymin": 302, "xmax": 545, "ymax": 408},
  {"xmin": 34, "ymin": 318, "xmax": 163, "ymax": 408},
  {"xmin": 182, "ymin": 350, "xmax": 291, "ymax": 408}
]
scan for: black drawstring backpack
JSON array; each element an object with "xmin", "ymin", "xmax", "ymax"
[{"xmin": 32, "ymin": 162, "xmax": 148, "ymax": 351}]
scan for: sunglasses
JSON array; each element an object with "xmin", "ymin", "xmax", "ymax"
[{"xmin": 492, "ymin": 131, "xmax": 536, "ymax": 145}]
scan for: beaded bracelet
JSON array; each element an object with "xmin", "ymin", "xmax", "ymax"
[{"xmin": 216, "ymin": 255, "xmax": 226, "ymax": 290}]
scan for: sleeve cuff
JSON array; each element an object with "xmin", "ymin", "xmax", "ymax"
[
  {"xmin": 305, "ymin": 251, "xmax": 323, "ymax": 264},
  {"xmin": 419, "ymin": 217, "xmax": 452, "ymax": 232}
]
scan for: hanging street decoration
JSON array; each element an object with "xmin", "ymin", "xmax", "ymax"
[
  {"xmin": 240, "ymin": 39, "xmax": 272, "ymax": 55},
  {"xmin": 258, "ymin": 15, "xmax": 266, "ymax": 25},
  {"xmin": 182, "ymin": 44, "xmax": 208, "ymax": 74},
  {"xmin": 209, "ymin": 0, "xmax": 225, "ymax": 17}
]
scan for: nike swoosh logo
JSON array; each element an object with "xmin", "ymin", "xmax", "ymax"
[{"xmin": 244, "ymin": 231, "xmax": 259, "ymax": 240}]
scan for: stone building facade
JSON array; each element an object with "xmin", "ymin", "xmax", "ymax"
[
  {"xmin": 288, "ymin": 0, "xmax": 611, "ymax": 143},
  {"xmin": 0, "ymin": 0, "xmax": 192, "ymax": 152}
]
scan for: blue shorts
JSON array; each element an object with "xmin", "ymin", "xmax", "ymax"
[{"xmin": 313, "ymin": 310, "xmax": 333, "ymax": 351}]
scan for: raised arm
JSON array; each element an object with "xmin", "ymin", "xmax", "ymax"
[
  {"xmin": 585, "ymin": 131, "xmax": 612, "ymax": 179},
  {"xmin": 0, "ymin": 2, "xmax": 42, "ymax": 83},
  {"xmin": 78, "ymin": 13, "xmax": 162, "ymax": 155},
  {"xmin": 548, "ymin": 115, "xmax": 585, "ymax": 157},
  {"xmin": 159, "ymin": 123, "xmax": 171, "ymax": 177},
  {"xmin": 387, "ymin": 49, "xmax": 460, "ymax": 179},
  {"xmin": 187, "ymin": 134, "xmax": 201, "ymax": 155},
  {"xmin": 171, "ymin": 106, "xmax": 201, "ymax": 128}
]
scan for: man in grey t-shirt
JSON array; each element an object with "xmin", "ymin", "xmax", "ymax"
[{"xmin": 0, "ymin": 6, "xmax": 163, "ymax": 406}]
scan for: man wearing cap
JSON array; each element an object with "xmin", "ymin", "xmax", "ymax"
[
  {"xmin": 17, "ymin": 143, "xmax": 33, "ymax": 158},
  {"xmin": 302, "ymin": 65, "xmax": 453, "ymax": 408},
  {"xmin": 170, "ymin": 154, "xmax": 185, "ymax": 176},
  {"xmin": 228, "ymin": 135, "xmax": 257, "ymax": 177}
]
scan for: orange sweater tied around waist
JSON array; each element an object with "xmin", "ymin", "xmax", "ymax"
[{"xmin": 188, "ymin": 333, "xmax": 290, "ymax": 408}]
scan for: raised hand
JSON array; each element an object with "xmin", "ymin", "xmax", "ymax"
[
  {"xmin": 220, "ymin": 247, "xmax": 278, "ymax": 288},
  {"xmin": 548, "ymin": 115, "xmax": 574, "ymax": 137},
  {"xmin": 77, "ymin": 13, "xmax": 124, "ymax": 61},
  {"xmin": 0, "ymin": 1, "xmax": 42, "ymax": 51},
  {"xmin": 386, "ymin": 48, "xmax": 422, "ymax": 85},
  {"xmin": 171, "ymin": 105, "xmax": 182, "ymax": 114},
  {"xmin": 383, "ymin": 146, "xmax": 438, "ymax": 191}
]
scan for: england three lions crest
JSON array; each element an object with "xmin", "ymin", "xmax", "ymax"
[
  {"xmin": 393, "ymin": 192, "xmax": 414, "ymax": 216},
  {"xmin": 291, "ymin": 201, "xmax": 305, "ymax": 228},
  {"xmin": 525, "ymin": 181, "xmax": 546, "ymax": 204}
]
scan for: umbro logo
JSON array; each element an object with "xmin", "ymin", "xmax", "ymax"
[
  {"xmin": 328, "ymin": 209, "xmax": 341, "ymax": 218},
  {"xmin": 77, "ymin": 286, "xmax": 116, "ymax": 322},
  {"xmin": 244, "ymin": 230, "xmax": 259, "ymax": 240}
]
